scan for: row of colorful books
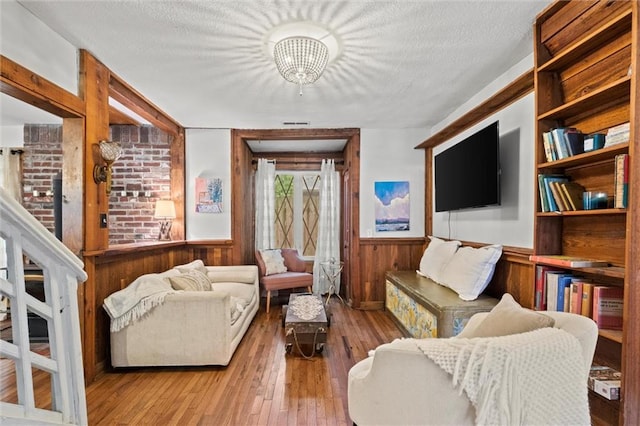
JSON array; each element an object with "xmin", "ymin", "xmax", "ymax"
[
  {"xmin": 537, "ymin": 174, "xmax": 584, "ymax": 212},
  {"xmin": 541, "ymin": 122, "xmax": 630, "ymax": 163},
  {"xmin": 533, "ymin": 265, "xmax": 623, "ymax": 331},
  {"xmin": 538, "ymin": 153, "xmax": 628, "ymax": 212},
  {"xmin": 541, "ymin": 127, "xmax": 585, "ymax": 162},
  {"xmin": 589, "ymin": 365, "xmax": 621, "ymax": 400}
]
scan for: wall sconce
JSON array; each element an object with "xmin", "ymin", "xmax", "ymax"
[
  {"xmin": 154, "ymin": 199, "xmax": 176, "ymax": 240},
  {"xmin": 93, "ymin": 140, "xmax": 122, "ymax": 195}
]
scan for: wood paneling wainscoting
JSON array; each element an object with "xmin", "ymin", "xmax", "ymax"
[
  {"xmin": 464, "ymin": 243, "xmax": 535, "ymax": 309},
  {"xmin": 81, "ymin": 240, "xmax": 234, "ymax": 382},
  {"xmin": 354, "ymin": 238, "xmax": 426, "ymax": 310},
  {"xmin": 352, "ymin": 238, "xmax": 534, "ymax": 311}
]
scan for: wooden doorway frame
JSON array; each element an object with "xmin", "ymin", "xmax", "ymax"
[{"xmin": 231, "ymin": 128, "xmax": 360, "ymax": 305}]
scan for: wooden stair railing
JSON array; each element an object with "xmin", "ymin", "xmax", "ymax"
[{"xmin": 0, "ymin": 187, "xmax": 88, "ymax": 425}]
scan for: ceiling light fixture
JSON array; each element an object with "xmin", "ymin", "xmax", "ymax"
[{"xmin": 273, "ymin": 36, "xmax": 329, "ymax": 96}]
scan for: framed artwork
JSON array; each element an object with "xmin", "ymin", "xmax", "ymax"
[
  {"xmin": 374, "ymin": 181, "xmax": 410, "ymax": 232},
  {"xmin": 195, "ymin": 177, "xmax": 223, "ymax": 213}
]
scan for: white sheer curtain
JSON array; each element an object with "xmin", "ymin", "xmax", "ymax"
[
  {"xmin": 313, "ymin": 159, "xmax": 341, "ymax": 294},
  {"xmin": 255, "ymin": 158, "xmax": 276, "ymax": 250}
]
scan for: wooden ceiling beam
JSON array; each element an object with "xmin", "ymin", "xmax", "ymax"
[
  {"xmin": 235, "ymin": 128, "xmax": 360, "ymax": 140},
  {"xmin": 0, "ymin": 55, "xmax": 84, "ymax": 118},
  {"xmin": 108, "ymin": 71, "xmax": 182, "ymax": 136},
  {"xmin": 108, "ymin": 105, "xmax": 141, "ymax": 126}
]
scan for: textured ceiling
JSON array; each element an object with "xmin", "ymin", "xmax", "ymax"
[{"xmin": 14, "ymin": 0, "xmax": 549, "ymax": 131}]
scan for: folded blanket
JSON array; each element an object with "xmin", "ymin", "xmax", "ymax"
[
  {"xmin": 416, "ymin": 327, "xmax": 590, "ymax": 426},
  {"xmin": 103, "ymin": 273, "xmax": 174, "ymax": 332}
]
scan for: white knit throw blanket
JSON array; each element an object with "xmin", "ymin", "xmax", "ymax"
[
  {"xmin": 103, "ymin": 274, "xmax": 174, "ymax": 332},
  {"xmin": 416, "ymin": 328, "xmax": 590, "ymax": 426}
]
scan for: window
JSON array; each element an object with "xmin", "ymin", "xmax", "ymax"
[{"xmin": 274, "ymin": 172, "xmax": 320, "ymax": 257}]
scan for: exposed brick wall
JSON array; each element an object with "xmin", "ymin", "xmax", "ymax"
[
  {"xmin": 20, "ymin": 124, "xmax": 172, "ymax": 245},
  {"xmin": 22, "ymin": 124, "xmax": 63, "ymax": 235},
  {"xmin": 108, "ymin": 125, "xmax": 172, "ymax": 245}
]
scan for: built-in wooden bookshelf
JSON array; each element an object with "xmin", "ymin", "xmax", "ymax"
[{"xmin": 533, "ymin": 1, "xmax": 638, "ymax": 425}]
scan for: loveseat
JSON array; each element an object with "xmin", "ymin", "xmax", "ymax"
[
  {"xmin": 105, "ymin": 260, "xmax": 259, "ymax": 367},
  {"xmin": 348, "ymin": 294, "xmax": 598, "ymax": 425}
]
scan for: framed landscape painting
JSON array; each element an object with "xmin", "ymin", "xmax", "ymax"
[{"xmin": 374, "ymin": 181, "xmax": 410, "ymax": 232}]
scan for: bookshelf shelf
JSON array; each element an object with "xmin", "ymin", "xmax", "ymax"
[
  {"xmin": 533, "ymin": 2, "xmax": 637, "ymax": 423},
  {"xmin": 599, "ymin": 329, "xmax": 623, "ymax": 344},
  {"xmin": 537, "ymin": 77, "xmax": 630, "ymax": 121},
  {"xmin": 537, "ymin": 10, "xmax": 632, "ymax": 72},
  {"xmin": 531, "ymin": 262, "xmax": 625, "ymax": 280},
  {"xmin": 537, "ymin": 143, "xmax": 629, "ymax": 171},
  {"xmin": 536, "ymin": 209, "xmax": 626, "ymax": 217}
]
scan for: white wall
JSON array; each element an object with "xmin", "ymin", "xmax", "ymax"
[
  {"xmin": 431, "ymin": 55, "xmax": 535, "ymax": 248},
  {"xmin": 0, "ymin": 0, "xmax": 78, "ymax": 94},
  {"xmin": 360, "ymin": 128, "xmax": 426, "ymax": 238},
  {"xmin": 184, "ymin": 129, "xmax": 232, "ymax": 240},
  {"xmin": 1, "ymin": 126, "xmax": 23, "ymax": 148}
]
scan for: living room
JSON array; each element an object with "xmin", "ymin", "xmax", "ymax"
[{"xmin": 1, "ymin": 1, "xmax": 638, "ymax": 425}]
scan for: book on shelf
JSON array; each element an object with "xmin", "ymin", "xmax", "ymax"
[
  {"xmin": 584, "ymin": 133, "xmax": 605, "ymax": 152},
  {"xmin": 592, "ymin": 286, "xmax": 623, "ymax": 330},
  {"xmin": 549, "ymin": 181, "xmax": 570, "ymax": 211},
  {"xmin": 604, "ymin": 122, "xmax": 630, "ymax": 147},
  {"xmin": 614, "ymin": 153, "xmax": 629, "ymax": 209},
  {"xmin": 560, "ymin": 181, "xmax": 585, "ymax": 211},
  {"xmin": 563, "ymin": 129, "xmax": 584, "ymax": 156},
  {"xmin": 581, "ymin": 282, "xmax": 594, "ymax": 318},
  {"xmin": 558, "ymin": 274, "xmax": 577, "ymax": 312},
  {"xmin": 529, "ymin": 255, "xmax": 609, "ymax": 268},
  {"xmin": 550, "ymin": 128, "xmax": 574, "ymax": 160},
  {"xmin": 542, "ymin": 175, "xmax": 569, "ymax": 212},
  {"xmin": 545, "ymin": 271, "xmax": 567, "ymax": 311},
  {"xmin": 537, "ymin": 174, "xmax": 550, "ymax": 212},
  {"xmin": 569, "ymin": 281, "xmax": 583, "ymax": 315},
  {"xmin": 589, "ymin": 365, "xmax": 621, "ymax": 400},
  {"xmin": 542, "ymin": 132, "xmax": 556, "ymax": 162},
  {"xmin": 535, "ymin": 265, "xmax": 561, "ymax": 311}
]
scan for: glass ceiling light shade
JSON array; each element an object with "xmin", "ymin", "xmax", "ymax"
[{"xmin": 273, "ymin": 36, "xmax": 329, "ymax": 96}]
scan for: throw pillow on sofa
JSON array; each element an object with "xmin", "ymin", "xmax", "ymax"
[
  {"xmin": 439, "ymin": 244, "xmax": 502, "ymax": 300},
  {"xmin": 259, "ymin": 249, "xmax": 288, "ymax": 275},
  {"xmin": 458, "ymin": 293, "xmax": 555, "ymax": 338},
  {"xmin": 169, "ymin": 270, "xmax": 212, "ymax": 291},
  {"xmin": 418, "ymin": 236, "xmax": 461, "ymax": 283},
  {"xmin": 173, "ymin": 259, "xmax": 208, "ymax": 275}
]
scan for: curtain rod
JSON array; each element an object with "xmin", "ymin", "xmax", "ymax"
[
  {"xmin": 0, "ymin": 149, "xmax": 24, "ymax": 155},
  {"xmin": 251, "ymin": 159, "xmax": 344, "ymax": 165}
]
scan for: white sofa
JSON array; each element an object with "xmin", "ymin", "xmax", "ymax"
[
  {"xmin": 108, "ymin": 262, "xmax": 259, "ymax": 367},
  {"xmin": 348, "ymin": 307, "xmax": 598, "ymax": 425}
]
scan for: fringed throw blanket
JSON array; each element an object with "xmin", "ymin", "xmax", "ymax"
[
  {"xmin": 103, "ymin": 274, "xmax": 174, "ymax": 332},
  {"xmin": 416, "ymin": 328, "xmax": 590, "ymax": 426}
]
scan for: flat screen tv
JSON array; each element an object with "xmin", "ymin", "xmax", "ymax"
[{"xmin": 434, "ymin": 121, "xmax": 500, "ymax": 212}]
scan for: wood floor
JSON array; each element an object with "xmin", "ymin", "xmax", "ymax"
[{"xmin": 1, "ymin": 297, "xmax": 404, "ymax": 425}]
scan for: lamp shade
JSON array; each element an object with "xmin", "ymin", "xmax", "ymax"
[{"xmin": 154, "ymin": 200, "xmax": 176, "ymax": 219}]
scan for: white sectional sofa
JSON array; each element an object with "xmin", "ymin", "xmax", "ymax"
[{"xmin": 105, "ymin": 261, "xmax": 259, "ymax": 367}]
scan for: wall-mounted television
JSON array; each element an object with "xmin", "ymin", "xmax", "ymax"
[{"xmin": 434, "ymin": 121, "xmax": 501, "ymax": 212}]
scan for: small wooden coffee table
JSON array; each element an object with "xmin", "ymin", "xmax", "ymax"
[{"xmin": 282, "ymin": 293, "xmax": 328, "ymax": 357}]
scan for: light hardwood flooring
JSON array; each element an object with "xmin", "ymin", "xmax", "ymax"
[{"xmin": 1, "ymin": 296, "xmax": 404, "ymax": 425}]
